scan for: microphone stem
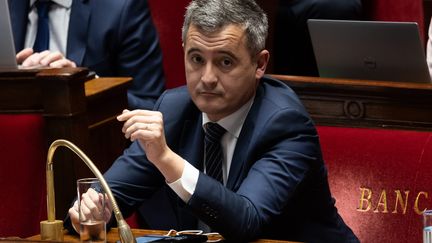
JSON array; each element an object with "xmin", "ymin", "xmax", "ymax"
[{"xmin": 43, "ymin": 139, "xmax": 136, "ymax": 243}]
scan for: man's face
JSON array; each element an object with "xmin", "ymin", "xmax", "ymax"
[{"xmin": 184, "ymin": 24, "xmax": 268, "ymax": 121}]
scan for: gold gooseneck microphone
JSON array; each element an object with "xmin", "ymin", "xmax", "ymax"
[{"xmin": 40, "ymin": 139, "xmax": 136, "ymax": 243}]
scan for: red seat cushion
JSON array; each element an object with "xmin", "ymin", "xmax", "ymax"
[
  {"xmin": 0, "ymin": 114, "xmax": 47, "ymax": 237},
  {"xmin": 318, "ymin": 126, "xmax": 432, "ymax": 243}
]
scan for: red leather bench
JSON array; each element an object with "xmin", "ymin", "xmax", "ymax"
[
  {"xmin": 318, "ymin": 126, "xmax": 432, "ymax": 242},
  {"xmin": 274, "ymin": 74, "xmax": 432, "ymax": 242},
  {"xmin": 0, "ymin": 114, "xmax": 46, "ymax": 237}
]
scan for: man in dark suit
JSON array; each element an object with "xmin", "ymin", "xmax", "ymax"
[
  {"xmin": 9, "ymin": 0, "xmax": 165, "ymax": 110},
  {"xmin": 68, "ymin": 0, "xmax": 359, "ymax": 241}
]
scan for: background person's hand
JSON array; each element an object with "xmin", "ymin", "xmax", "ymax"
[
  {"xmin": 16, "ymin": 48, "xmax": 34, "ymax": 64},
  {"xmin": 16, "ymin": 48, "xmax": 76, "ymax": 68}
]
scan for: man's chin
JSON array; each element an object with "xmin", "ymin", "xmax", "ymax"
[
  {"xmin": 195, "ymin": 102, "xmax": 221, "ymax": 114},
  {"xmin": 196, "ymin": 105, "xmax": 220, "ymax": 114}
]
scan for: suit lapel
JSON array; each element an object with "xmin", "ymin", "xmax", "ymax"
[
  {"xmin": 66, "ymin": 0, "xmax": 90, "ymax": 65},
  {"xmin": 226, "ymin": 114, "xmax": 255, "ymax": 190},
  {"xmin": 9, "ymin": 0, "xmax": 29, "ymax": 52},
  {"xmin": 226, "ymin": 93, "xmax": 265, "ymax": 190}
]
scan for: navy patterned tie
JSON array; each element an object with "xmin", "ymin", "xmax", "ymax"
[
  {"xmin": 33, "ymin": 0, "xmax": 51, "ymax": 52},
  {"xmin": 204, "ymin": 123, "xmax": 226, "ymax": 183}
]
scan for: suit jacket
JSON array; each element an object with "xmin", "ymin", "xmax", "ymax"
[
  {"xmin": 9, "ymin": 0, "xmax": 165, "ymax": 110},
  {"xmin": 103, "ymin": 76, "xmax": 359, "ymax": 242}
]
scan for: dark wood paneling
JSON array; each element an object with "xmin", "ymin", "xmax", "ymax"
[{"xmin": 271, "ymin": 74, "xmax": 432, "ymax": 130}]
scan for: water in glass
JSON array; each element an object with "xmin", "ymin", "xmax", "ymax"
[{"xmin": 80, "ymin": 220, "xmax": 106, "ymax": 243}]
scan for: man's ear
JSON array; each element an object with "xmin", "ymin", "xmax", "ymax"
[{"xmin": 255, "ymin": 50, "xmax": 269, "ymax": 79}]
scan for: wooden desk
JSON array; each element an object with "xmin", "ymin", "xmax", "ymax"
[
  {"xmin": 272, "ymin": 74, "xmax": 432, "ymax": 130},
  {"xmin": 22, "ymin": 228, "xmax": 299, "ymax": 243}
]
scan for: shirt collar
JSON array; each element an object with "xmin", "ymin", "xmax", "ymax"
[
  {"xmin": 202, "ymin": 96, "xmax": 255, "ymax": 139},
  {"xmin": 30, "ymin": 0, "xmax": 72, "ymax": 9}
]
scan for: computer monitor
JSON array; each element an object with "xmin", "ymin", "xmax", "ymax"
[
  {"xmin": 0, "ymin": 0, "xmax": 18, "ymax": 70},
  {"xmin": 308, "ymin": 19, "xmax": 431, "ymax": 83}
]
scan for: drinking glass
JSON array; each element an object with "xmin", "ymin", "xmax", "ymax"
[
  {"xmin": 77, "ymin": 178, "xmax": 107, "ymax": 243},
  {"xmin": 424, "ymin": 210, "xmax": 432, "ymax": 243}
]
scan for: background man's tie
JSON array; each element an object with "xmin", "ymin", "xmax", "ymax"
[
  {"xmin": 204, "ymin": 123, "xmax": 226, "ymax": 183},
  {"xmin": 33, "ymin": 0, "xmax": 51, "ymax": 52}
]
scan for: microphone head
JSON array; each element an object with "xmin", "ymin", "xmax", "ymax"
[{"xmin": 118, "ymin": 219, "xmax": 136, "ymax": 243}]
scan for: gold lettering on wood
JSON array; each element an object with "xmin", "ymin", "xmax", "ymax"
[
  {"xmin": 373, "ymin": 190, "xmax": 388, "ymax": 213},
  {"xmin": 414, "ymin": 191, "xmax": 428, "ymax": 215},
  {"xmin": 392, "ymin": 190, "xmax": 409, "ymax": 214},
  {"xmin": 357, "ymin": 187, "xmax": 372, "ymax": 212},
  {"xmin": 357, "ymin": 188, "xmax": 432, "ymax": 214}
]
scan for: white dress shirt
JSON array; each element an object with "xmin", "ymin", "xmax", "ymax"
[
  {"xmin": 168, "ymin": 97, "xmax": 255, "ymax": 202},
  {"xmin": 24, "ymin": 0, "xmax": 72, "ymax": 54}
]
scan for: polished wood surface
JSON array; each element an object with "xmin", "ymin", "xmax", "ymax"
[
  {"xmin": 272, "ymin": 74, "xmax": 432, "ymax": 130},
  {"xmin": 22, "ymin": 228, "xmax": 300, "ymax": 243}
]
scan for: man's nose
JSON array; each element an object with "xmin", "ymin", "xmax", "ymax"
[{"xmin": 201, "ymin": 63, "xmax": 218, "ymax": 84}]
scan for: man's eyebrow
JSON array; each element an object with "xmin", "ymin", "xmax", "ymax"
[
  {"xmin": 187, "ymin": 47, "xmax": 236, "ymax": 58},
  {"xmin": 217, "ymin": 50, "xmax": 237, "ymax": 59},
  {"xmin": 186, "ymin": 48, "xmax": 201, "ymax": 55},
  {"xmin": 186, "ymin": 48, "xmax": 238, "ymax": 61}
]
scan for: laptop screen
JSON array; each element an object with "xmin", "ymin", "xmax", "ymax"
[
  {"xmin": 307, "ymin": 19, "xmax": 432, "ymax": 83},
  {"xmin": 0, "ymin": 0, "xmax": 18, "ymax": 70}
]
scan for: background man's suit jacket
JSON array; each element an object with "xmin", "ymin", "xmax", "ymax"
[
  {"xmin": 9, "ymin": 0, "xmax": 165, "ymax": 109},
  {"xmin": 103, "ymin": 76, "xmax": 359, "ymax": 242}
]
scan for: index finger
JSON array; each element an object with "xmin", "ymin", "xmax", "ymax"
[
  {"xmin": 116, "ymin": 109, "xmax": 154, "ymax": 121},
  {"xmin": 16, "ymin": 48, "xmax": 34, "ymax": 64},
  {"xmin": 40, "ymin": 51, "xmax": 65, "ymax": 66},
  {"xmin": 116, "ymin": 109, "xmax": 131, "ymax": 121},
  {"xmin": 21, "ymin": 50, "xmax": 50, "ymax": 67}
]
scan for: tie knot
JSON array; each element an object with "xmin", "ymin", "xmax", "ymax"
[
  {"xmin": 35, "ymin": 0, "xmax": 51, "ymax": 14},
  {"xmin": 205, "ymin": 123, "xmax": 226, "ymax": 142}
]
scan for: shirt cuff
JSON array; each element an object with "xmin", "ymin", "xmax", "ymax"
[{"xmin": 167, "ymin": 160, "xmax": 199, "ymax": 202}]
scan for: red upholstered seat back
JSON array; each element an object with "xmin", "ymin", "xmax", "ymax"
[
  {"xmin": 317, "ymin": 126, "xmax": 432, "ymax": 243},
  {"xmin": 148, "ymin": 0, "xmax": 190, "ymax": 89},
  {"xmin": 0, "ymin": 114, "xmax": 47, "ymax": 237}
]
